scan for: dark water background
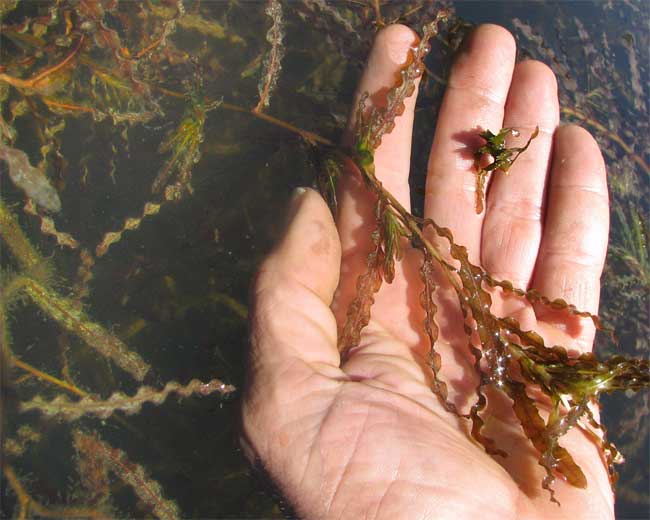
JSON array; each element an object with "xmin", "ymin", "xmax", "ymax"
[{"xmin": 1, "ymin": 1, "xmax": 648, "ymax": 518}]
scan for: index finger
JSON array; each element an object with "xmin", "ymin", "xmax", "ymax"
[{"xmin": 333, "ymin": 25, "xmax": 422, "ymax": 336}]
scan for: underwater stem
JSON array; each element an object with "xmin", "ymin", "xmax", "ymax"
[
  {"xmin": 372, "ymin": 0, "xmax": 384, "ymax": 27},
  {"xmin": 153, "ymin": 85, "xmax": 332, "ymax": 145},
  {"xmin": 12, "ymin": 358, "xmax": 88, "ymax": 398},
  {"xmin": 221, "ymin": 101, "xmax": 333, "ymax": 145},
  {"xmin": 359, "ymin": 163, "xmax": 463, "ymax": 293},
  {"xmin": 0, "ymin": 36, "xmax": 84, "ymax": 90}
]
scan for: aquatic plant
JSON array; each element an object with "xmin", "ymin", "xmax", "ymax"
[
  {"xmin": 0, "ymin": 142, "xmax": 61, "ymax": 212},
  {"xmin": 320, "ymin": 11, "xmax": 649, "ymax": 505},
  {"xmin": 0, "ymin": 198, "xmax": 234, "ymax": 517},
  {"xmin": 253, "ymin": 0, "xmax": 284, "ymax": 113},
  {"xmin": 472, "ymin": 125, "xmax": 539, "ymax": 214},
  {"xmin": 0, "ymin": 2, "xmax": 238, "ymax": 517},
  {"xmin": 71, "ymin": 429, "xmax": 181, "ymax": 520},
  {"xmin": 0, "ymin": 0, "xmax": 647, "ymax": 517},
  {"xmin": 511, "ymin": 10, "xmax": 650, "ymax": 508}
]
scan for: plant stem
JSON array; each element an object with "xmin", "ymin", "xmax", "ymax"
[
  {"xmin": 7, "ymin": 276, "xmax": 150, "ymax": 381},
  {"xmin": 154, "ymin": 85, "xmax": 333, "ymax": 146},
  {"xmin": 222, "ymin": 101, "xmax": 333, "ymax": 145},
  {"xmin": 358, "ymin": 162, "xmax": 463, "ymax": 292},
  {"xmin": 42, "ymin": 97, "xmax": 96, "ymax": 114},
  {"xmin": 0, "ymin": 36, "xmax": 84, "ymax": 90},
  {"xmin": 12, "ymin": 358, "xmax": 88, "ymax": 397},
  {"xmin": 372, "ymin": 0, "xmax": 384, "ymax": 27}
]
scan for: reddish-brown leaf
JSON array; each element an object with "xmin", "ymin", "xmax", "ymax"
[
  {"xmin": 338, "ymin": 227, "xmax": 384, "ymax": 357},
  {"xmin": 419, "ymin": 254, "xmax": 465, "ymax": 416}
]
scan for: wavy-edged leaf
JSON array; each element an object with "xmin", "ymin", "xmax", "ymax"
[
  {"xmin": 419, "ymin": 253, "xmax": 468, "ymax": 418},
  {"xmin": 583, "ymin": 403, "xmax": 623, "ymax": 486},
  {"xmin": 23, "ymin": 199, "xmax": 78, "ymax": 249},
  {"xmin": 253, "ymin": 0, "xmax": 284, "ymax": 113},
  {"xmin": 71, "ymin": 430, "xmax": 180, "ymax": 520},
  {"xmin": 485, "ymin": 273, "xmax": 608, "ymax": 333},
  {"xmin": 357, "ymin": 10, "xmax": 449, "ymax": 153},
  {"xmin": 95, "ymin": 202, "xmax": 162, "ymax": 258},
  {"xmin": 501, "ymin": 318, "xmax": 650, "ymax": 398},
  {"xmin": 338, "ymin": 222, "xmax": 384, "ymax": 356},
  {"xmin": 423, "ymin": 219, "xmax": 512, "ymax": 446},
  {"xmin": 21, "ymin": 378, "xmax": 235, "ymax": 420},
  {"xmin": 507, "ymin": 382, "xmax": 587, "ymax": 504}
]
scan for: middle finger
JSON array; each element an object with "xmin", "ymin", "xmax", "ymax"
[
  {"xmin": 424, "ymin": 24, "xmax": 516, "ymax": 261},
  {"xmin": 481, "ymin": 60, "xmax": 559, "ymax": 289}
]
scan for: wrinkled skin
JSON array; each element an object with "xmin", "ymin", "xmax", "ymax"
[{"xmin": 242, "ymin": 24, "xmax": 612, "ymax": 520}]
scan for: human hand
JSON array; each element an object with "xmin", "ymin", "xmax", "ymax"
[{"xmin": 241, "ymin": 24, "xmax": 611, "ymax": 520}]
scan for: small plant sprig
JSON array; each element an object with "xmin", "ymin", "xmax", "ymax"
[
  {"xmin": 253, "ymin": 0, "xmax": 285, "ymax": 113},
  {"xmin": 320, "ymin": 14, "xmax": 650, "ymax": 505},
  {"xmin": 472, "ymin": 126, "xmax": 540, "ymax": 213}
]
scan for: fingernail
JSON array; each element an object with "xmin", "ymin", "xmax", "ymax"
[
  {"xmin": 291, "ymin": 186, "xmax": 309, "ymax": 201},
  {"xmin": 282, "ymin": 187, "xmax": 309, "ymax": 234},
  {"xmin": 286, "ymin": 187, "xmax": 309, "ymax": 218}
]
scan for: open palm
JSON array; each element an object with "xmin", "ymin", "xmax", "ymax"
[{"xmin": 242, "ymin": 24, "xmax": 612, "ymax": 520}]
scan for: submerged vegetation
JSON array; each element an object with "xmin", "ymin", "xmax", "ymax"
[
  {"xmin": 328, "ymin": 11, "xmax": 648, "ymax": 504},
  {"xmin": 1, "ymin": 0, "xmax": 648, "ymax": 518},
  {"xmin": 472, "ymin": 125, "xmax": 539, "ymax": 214}
]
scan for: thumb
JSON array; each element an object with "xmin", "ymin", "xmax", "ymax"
[{"xmin": 250, "ymin": 187, "xmax": 342, "ymax": 371}]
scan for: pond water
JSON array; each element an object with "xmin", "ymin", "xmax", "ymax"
[{"xmin": 1, "ymin": 1, "xmax": 648, "ymax": 518}]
